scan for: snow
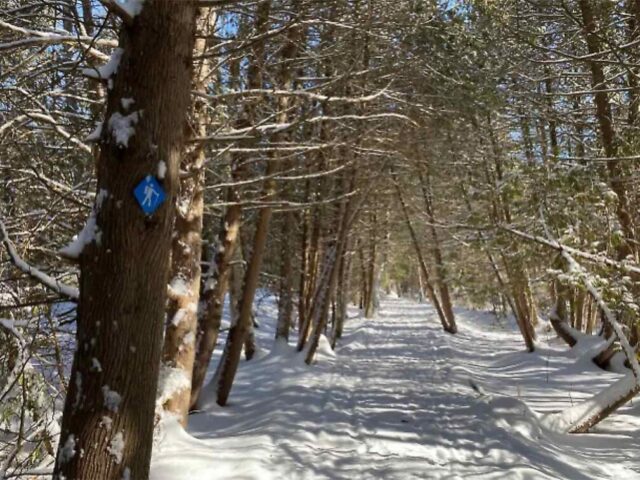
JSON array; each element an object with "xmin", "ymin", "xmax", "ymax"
[
  {"xmin": 100, "ymin": 416, "xmax": 113, "ymax": 430},
  {"xmin": 57, "ymin": 434, "xmax": 76, "ymax": 464},
  {"xmin": 91, "ymin": 357, "xmax": 103, "ymax": 372},
  {"xmin": 108, "ymin": 431, "xmax": 125, "ymax": 464},
  {"xmin": 157, "ymin": 364, "xmax": 191, "ymax": 409},
  {"xmin": 171, "ymin": 309, "xmax": 187, "ymax": 327},
  {"xmin": 117, "ymin": 0, "xmax": 145, "ymax": 17},
  {"xmin": 182, "ymin": 331, "xmax": 196, "ymax": 347},
  {"xmin": 102, "ymin": 385, "xmax": 122, "ymax": 413},
  {"xmin": 82, "ymin": 48, "xmax": 123, "ymax": 80},
  {"xmin": 96, "ymin": 189, "xmax": 110, "ymax": 210},
  {"xmin": 59, "ymin": 210, "xmax": 100, "ymax": 259},
  {"xmin": 0, "ymin": 318, "xmax": 25, "ymax": 343},
  {"xmin": 168, "ymin": 277, "xmax": 191, "ymax": 298},
  {"xmin": 121, "ymin": 97, "xmax": 135, "ymax": 110},
  {"xmin": 85, "ymin": 121, "xmax": 103, "ymax": 143},
  {"xmin": 108, "ymin": 111, "xmax": 139, "ymax": 148},
  {"xmin": 157, "ymin": 161, "xmax": 167, "ymax": 179},
  {"xmin": 151, "ymin": 297, "xmax": 640, "ymax": 479}
]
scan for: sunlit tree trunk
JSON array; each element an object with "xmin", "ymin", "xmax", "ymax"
[{"xmin": 161, "ymin": 8, "xmax": 216, "ymax": 426}]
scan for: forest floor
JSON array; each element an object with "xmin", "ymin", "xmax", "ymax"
[{"xmin": 150, "ymin": 296, "xmax": 640, "ymax": 479}]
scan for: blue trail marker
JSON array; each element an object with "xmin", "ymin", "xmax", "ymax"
[{"xmin": 134, "ymin": 175, "xmax": 166, "ymax": 215}]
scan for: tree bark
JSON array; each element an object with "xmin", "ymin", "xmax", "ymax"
[
  {"xmin": 394, "ymin": 180, "xmax": 455, "ymax": 334},
  {"xmin": 53, "ymin": 3, "xmax": 197, "ymax": 479},
  {"xmin": 189, "ymin": 182, "xmax": 242, "ymax": 410},
  {"xmin": 579, "ymin": 0, "xmax": 636, "ymax": 260},
  {"xmin": 418, "ymin": 167, "xmax": 457, "ymax": 332},
  {"xmin": 215, "ymin": 0, "xmax": 274, "ymax": 407},
  {"xmin": 160, "ymin": 8, "xmax": 215, "ymax": 426}
]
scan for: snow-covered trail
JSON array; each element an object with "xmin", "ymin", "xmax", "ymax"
[{"xmin": 151, "ymin": 297, "xmax": 640, "ymax": 479}]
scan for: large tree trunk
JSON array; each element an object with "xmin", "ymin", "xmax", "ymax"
[
  {"xmin": 160, "ymin": 8, "xmax": 215, "ymax": 426},
  {"xmin": 53, "ymin": 3, "xmax": 197, "ymax": 479}
]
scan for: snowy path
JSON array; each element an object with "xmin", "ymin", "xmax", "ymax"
[{"xmin": 151, "ymin": 297, "xmax": 640, "ymax": 479}]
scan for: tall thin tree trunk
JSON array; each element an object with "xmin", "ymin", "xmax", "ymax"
[
  {"xmin": 579, "ymin": 0, "xmax": 636, "ymax": 260},
  {"xmin": 189, "ymin": 182, "xmax": 242, "ymax": 410},
  {"xmin": 276, "ymin": 211, "xmax": 295, "ymax": 341},
  {"xmin": 161, "ymin": 7, "xmax": 215, "ymax": 426},
  {"xmin": 418, "ymin": 167, "xmax": 457, "ymax": 332},
  {"xmin": 394, "ymin": 180, "xmax": 454, "ymax": 333}
]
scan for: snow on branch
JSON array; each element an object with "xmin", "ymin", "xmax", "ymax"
[
  {"xmin": 0, "ymin": 19, "xmax": 115, "ymax": 60},
  {"xmin": 503, "ymin": 226, "xmax": 640, "ymax": 276},
  {"xmin": 536, "ymin": 218, "xmax": 640, "ymax": 433},
  {"xmin": 198, "ymin": 84, "xmax": 390, "ymax": 104},
  {"xmin": 25, "ymin": 112, "xmax": 93, "ymax": 154},
  {"xmin": 82, "ymin": 48, "xmax": 123, "ymax": 81},
  {"xmin": 198, "ymin": 112, "xmax": 417, "ymax": 143},
  {"xmin": 0, "ymin": 218, "xmax": 79, "ymax": 301},
  {"xmin": 559, "ymin": 249, "xmax": 640, "ymax": 380},
  {"xmin": 100, "ymin": 0, "xmax": 145, "ymax": 25},
  {"xmin": 534, "ymin": 217, "xmax": 640, "ymax": 379}
]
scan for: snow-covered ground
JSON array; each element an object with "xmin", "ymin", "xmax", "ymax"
[{"xmin": 151, "ymin": 297, "xmax": 640, "ymax": 479}]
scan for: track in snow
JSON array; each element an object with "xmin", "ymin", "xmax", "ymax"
[{"xmin": 151, "ymin": 297, "xmax": 640, "ymax": 479}]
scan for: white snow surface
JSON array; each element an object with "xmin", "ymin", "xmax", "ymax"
[{"xmin": 150, "ymin": 297, "xmax": 640, "ymax": 479}]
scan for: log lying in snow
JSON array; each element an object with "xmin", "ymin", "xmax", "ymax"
[{"xmin": 543, "ymin": 246, "xmax": 640, "ymax": 432}]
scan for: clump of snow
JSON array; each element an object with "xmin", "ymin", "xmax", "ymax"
[
  {"xmin": 316, "ymin": 334, "xmax": 335, "ymax": 359},
  {"xmin": 157, "ymin": 161, "xmax": 167, "ymax": 179},
  {"xmin": 117, "ymin": 0, "xmax": 145, "ymax": 17},
  {"xmin": 72, "ymin": 372, "xmax": 82, "ymax": 409},
  {"xmin": 168, "ymin": 277, "xmax": 191, "ymax": 297},
  {"xmin": 100, "ymin": 415, "xmax": 113, "ymax": 430},
  {"xmin": 108, "ymin": 431, "xmax": 125, "ymax": 463},
  {"xmin": 171, "ymin": 309, "xmax": 187, "ymax": 327},
  {"xmin": 108, "ymin": 111, "xmax": 140, "ymax": 148},
  {"xmin": 182, "ymin": 331, "xmax": 195, "ymax": 347},
  {"xmin": 102, "ymin": 385, "xmax": 122, "ymax": 413},
  {"xmin": 96, "ymin": 189, "xmax": 110, "ymax": 211},
  {"xmin": 85, "ymin": 121, "xmax": 103, "ymax": 143},
  {"xmin": 156, "ymin": 364, "xmax": 190, "ymax": 408},
  {"xmin": 60, "ymin": 211, "xmax": 100, "ymax": 259},
  {"xmin": 122, "ymin": 467, "xmax": 131, "ymax": 480},
  {"xmin": 91, "ymin": 357, "xmax": 103, "ymax": 372},
  {"xmin": 82, "ymin": 48, "xmax": 123, "ymax": 80},
  {"xmin": 121, "ymin": 97, "xmax": 135, "ymax": 110},
  {"xmin": 57, "ymin": 434, "xmax": 76, "ymax": 464},
  {"xmin": 177, "ymin": 197, "xmax": 192, "ymax": 217}
]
